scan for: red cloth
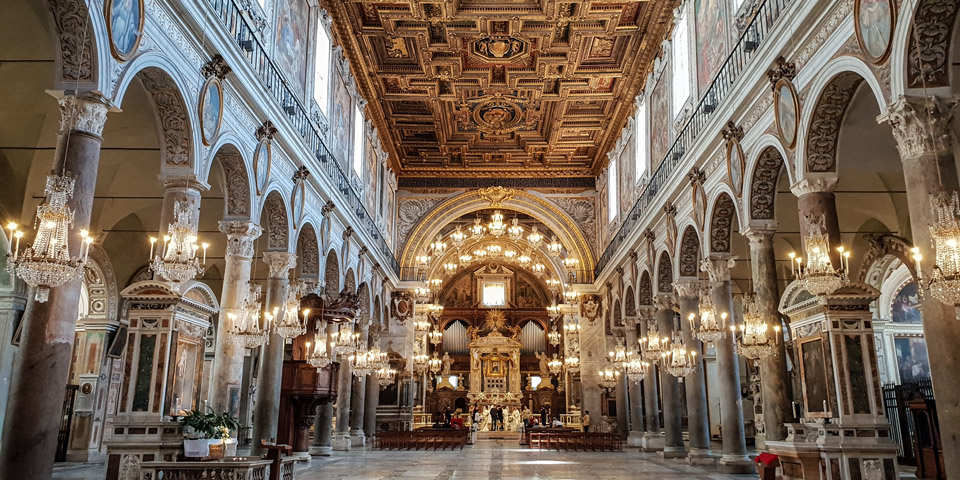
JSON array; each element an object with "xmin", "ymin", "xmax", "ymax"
[
  {"xmin": 755, "ymin": 452, "xmax": 779, "ymax": 466},
  {"xmin": 451, "ymin": 418, "xmax": 464, "ymax": 428}
]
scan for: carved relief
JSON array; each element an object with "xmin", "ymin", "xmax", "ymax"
[
  {"xmin": 805, "ymin": 73, "xmax": 864, "ymax": 173},
  {"xmin": 139, "ymin": 69, "xmax": 192, "ymax": 167},
  {"xmin": 216, "ymin": 148, "xmax": 250, "ymax": 217},
  {"xmin": 678, "ymin": 227, "xmax": 701, "ymax": 277},
  {"xmin": 552, "ymin": 197, "xmax": 598, "ymax": 255},
  {"xmin": 219, "ymin": 220, "xmax": 262, "ymax": 259},
  {"xmin": 397, "ymin": 197, "xmax": 443, "ymax": 248},
  {"xmin": 657, "ymin": 251, "xmax": 673, "ymax": 293},
  {"xmin": 638, "ymin": 271, "xmax": 653, "ymax": 306},
  {"xmin": 710, "ymin": 194, "xmax": 735, "ymax": 253},
  {"xmin": 885, "ymin": 95, "xmax": 957, "ymax": 160},
  {"xmin": 58, "ymin": 94, "xmax": 108, "ymax": 137},
  {"xmin": 297, "ymin": 224, "xmax": 320, "ymax": 277},
  {"xmin": 263, "ymin": 192, "xmax": 289, "ymax": 251},
  {"xmin": 262, "ymin": 251, "xmax": 297, "ymax": 278},
  {"xmin": 49, "ymin": 0, "xmax": 94, "ymax": 82},
  {"xmin": 907, "ymin": 0, "xmax": 958, "ymax": 88},
  {"xmin": 750, "ymin": 147, "xmax": 784, "ymax": 220}
]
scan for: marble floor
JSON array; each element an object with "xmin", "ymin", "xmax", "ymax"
[{"xmin": 53, "ymin": 439, "xmax": 760, "ymax": 479}]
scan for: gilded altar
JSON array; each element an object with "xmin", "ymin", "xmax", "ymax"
[{"xmin": 466, "ymin": 310, "xmax": 522, "ymax": 406}]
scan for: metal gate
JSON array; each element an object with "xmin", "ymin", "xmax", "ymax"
[
  {"xmin": 56, "ymin": 385, "xmax": 79, "ymax": 462},
  {"xmin": 882, "ymin": 379, "xmax": 933, "ymax": 466}
]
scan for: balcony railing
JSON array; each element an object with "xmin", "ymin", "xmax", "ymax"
[
  {"xmin": 595, "ymin": 0, "xmax": 793, "ymax": 276},
  {"xmin": 204, "ymin": 0, "xmax": 400, "ymax": 274}
]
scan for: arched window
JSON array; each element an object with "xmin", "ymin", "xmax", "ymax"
[
  {"xmin": 442, "ymin": 320, "xmax": 469, "ymax": 354},
  {"xmin": 608, "ymin": 160, "xmax": 618, "ymax": 223},
  {"xmin": 313, "ymin": 24, "xmax": 332, "ymax": 114},
  {"xmin": 352, "ymin": 105, "xmax": 364, "ymax": 177},
  {"xmin": 671, "ymin": 6, "xmax": 690, "ymax": 118},
  {"xmin": 519, "ymin": 321, "xmax": 545, "ymax": 355},
  {"xmin": 635, "ymin": 102, "xmax": 647, "ymax": 182}
]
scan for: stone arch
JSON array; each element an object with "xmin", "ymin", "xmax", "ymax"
[
  {"xmin": 677, "ymin": 225, "xmax": 701, "ymax": 277},
  {"xmin": 638, "ymin": 270, "xmax": 653, "ymax": 305},
  {"xmin": 47, "ymin": 0, "xmax": 100, "ymax": 86},
  {"xmin": 748, "ymin": 145, "xmax": 786, "ymax": 221},
  {"xmin": 902, "ymin": 0, "xmax": 960, "ymax": 92},
  {"xmin": 207, "ymin": 142, "xmax": 252, "ymax": 219},
  {"xmin": 797, "ymin": 60, "xmax": 886, "ymax": 177},
  {"xmin": 323, "ymin": 249, "xmax": 340, "ymax": 296},
  {"xmin": 613, "ymin": 299, "xmax": 622, "ymax": 328},
  {"xmin": 373, "ymin": 295, "xmax": 383, "ymax": 327},
  {"xmin": 296, "ymin": 222, "xmax": 321, "ymax": 280},
  {"xmin": 344, "ymin": 268, "xmax": 356, "ymax": 294},
  {"xmin": 656, "ymin": 250, "xmax": 673, "ymax": 293},
  {"xmin": 709, "ymin": 192, "xmax": 737, "ymax": 254},
  {"xmin": 113, "ymin": 59, "xmax": 196, "ymax": 171},
  {"xmin": 259, "ymin": 190, "xmax": 290, "ymax": 252},
  {"xmin": 624, "ymin": 286, "xmax": 636, "ymax": 317},
  {"xmin": 82, "ymin": 244, "xmax": 120, "ymax": 323}
]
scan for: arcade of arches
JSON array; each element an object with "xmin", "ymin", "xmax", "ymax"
[{"xmin": 2, "ymin": 0, "xmax": 960, "ymax": 479}]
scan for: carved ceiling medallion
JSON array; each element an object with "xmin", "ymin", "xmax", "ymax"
[
  {"xmin": 472, "ymin": 36, "xmax": 529, "ymax": 62},
  {"xmin": 472, "ymin": 96, "xmax": 526, "ymax": 134}
]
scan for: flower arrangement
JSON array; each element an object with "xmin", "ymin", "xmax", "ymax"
[{"xmin": 179, "ymin": 410, "xmax": 240, "ymax": 440}]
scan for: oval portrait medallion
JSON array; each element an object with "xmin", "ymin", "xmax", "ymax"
[{"xmin": 105, "ymin": 0, "xmax": 145, "ymax": 61}]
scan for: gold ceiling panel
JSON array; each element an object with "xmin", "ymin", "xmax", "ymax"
[{"xmin": 327, "ymin": 0, "xmax": 678, "ymax": 178}]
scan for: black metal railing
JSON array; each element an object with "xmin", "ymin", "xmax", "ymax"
[
  {"xmin": 204, "ymin": 0, "xmax": 400, "ymax": 274},
  {"xmin": 595, "ymin": 0, "xmax": 793, "ymax": 276},
  {"xmin": 882, "ymin": 379, "xmax": 934, "ymax": 465}
]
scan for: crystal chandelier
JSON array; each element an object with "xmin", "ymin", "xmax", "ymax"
[
  {"xmin": 488, "ymin": 210, "xmax": 506, "ymax": 237},
  {"xmin": 694, "ymin": 296, "xmax": 725, "ymax": 346},
  {"xmin": 228, "ymin": 283, "xmax": 269, "ymax": 349},
  {"xmin": 609, "ymin": 341, "xmax": 629, "ymax": 369},
  {"xmin": 377, "ymin": 366, "xmax": 397, "ymax": 386},
  {"xmin": 273, "ymin": 293, "xmax": 306, "ymax": 339},
  {"xmin": 369, "ymin": 345, "xmax": 389, "ymax": 370},
  {"xmin": 306, "ymin": 329, "xmax": 332, "ymax": 369},
  {"xmin": 788, "ymin": 215, "xmax": 848, "ymax": 296},
  {"xmin": 639, "ymin": 320, "xmax": 667, "ymax": 362},
  {"xmin": 548, "ymin": 325, "xmax": 561, "ymax": 346},
  {"xmin": 626, "ymin": 356, "xmax": 650, "ymax": 383},
  {"xmin": 486, "ymin": 244, "xmax": 502, "ymax": 257},
  {"xmin": 149, "ymin": 201, "xmax": 208, "ymax": 286},
  {"xmin": 663, "ymin": 331, "xmax": 697, "ymax": 381},
  {"xmin": 564, "ymin": 355, "xmax": 580, "ymax": 374},
  {"xmin": 923, "ymin": 191, "xmax": 960, "ymax": 304},
  {"xmin": 428, "ymin": 323, "xmax": 443, "ymax": 345},
  {"xmin": 350, "ymin": 347, "xmax": 374, "ymax": 377},
  {"xmin": 416, "ymin": 251, "xmax": 431, "ymax": 269},
  {"xmin": 333, "ymin": 323, "xmax": 359, "ymax": 356},
  {"xmin": 428, "ymin": 352, "xmax": 442, "ymax": 374},
  {"xmin": 503, "ymin": 248, "xmax": 517, "ymax": 260},
  {"xmin": 5, "ymin": 174, "xmax": 92, "ymax": 302},
  {"xmin": 531, "ymin": 262, "xmax": 545, "ymax": 275},
  {"xmin": 733, "ymin": 294, "xmax": 781, "ymax": 359},
  {"xmin": 527, "ymin": 226, "xmax": 544, "ymax": 248},
  {"xmin": 414, "ymin": 315, "xmax": 431, "ymax": 333},
  {"xmin": 414, "ymin": 286, "xmax": 431, "ymax": 302},
  {"xmin": 599, "ymin": 367, "xmax": 620, "ymax": 390},
  {"xmin": 548, "ymin": 353, "xmax": 563, "ymax": 375},
  {"xmin": 458, "ymin": 253, "xmax": 473, "ymax": 265},
  {"xmin": 517, "ymin": 251, "xmax": 531, "ymax": 265},
  {"xmin": 430, "ymin": 234, "xmax": 447, "ymax": 255},
  {"xmin": 413, "ymin": 351, "xmax": 429, "ymax": 374},
  {"xmin": 449, "ymin": 225, "xmax": 467, "ymax": 248},
  {"xmin": 469, "ymin": 217, "xmax": 486, "ymax": 238},
  {"xmin": 546, "ymin": 278, "xmax": 561, "ymax": 295},
  {"xmin": 562, "ymin": 256, "xmax": 579, "ymax": 273},
  {"xmin": 507, "ymin": 217, "xmax": 524, "ymax": 241},
  {"xmin": 443, "ymin": 261, "xmax": 458, "ymax": 274},
  {"xmin": 547, "ymin": 236, "xmax": 563, "ymax": 257}
]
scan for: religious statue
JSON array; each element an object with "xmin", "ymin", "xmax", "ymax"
[
  {"xmin": 535, "ymin": 351, "xmax": 550, "ymax": 376},
  {"xmin": 441, "ymin": 352, "xmax": 452, "ymax": 375}
]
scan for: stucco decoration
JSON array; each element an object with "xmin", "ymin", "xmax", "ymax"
[
  {"xmin": 709, "ymin": 193, "xmax": 736, "ymax": 253},
  {"xmin": 397, "ymin": 197, "xmax": 443, "ymax": 248},
  {"xmin": 749, "ymin": 146, "xmax": 785, "ymax": 220},
  {"xmin": 907, "ymin": 0, "xmax": 958, "ymax": 88},
  {"xmin": 297, "ymin": 223, "xmax": 320, "ymax": 278},
  {"xmin": 552, "ymin": 197, "xmax": 598, "ymax": 256},
  {"xmin": 215, "ymin": 146, "xmax": 250, "ymax": 218},
  {"xmin": 262, "ymin": 191, "xmax": 289, "ymax": 251},
  {"xmin": 678, "ymin": 226, "xmax": 701, "ymax": 277},
  {"xmin": 657, "ymin": 251, "xmax": 673, "ymax": 293},
  {"xmin": 49, "ymin": 0, "xmax": 95, "ymax": 82},
  {"xmin": 805, "ymin": 73, "xmax": 865, "ymax": 173},
  {"xmin": 138, "ymin": 68, "xmax": 193, "ymax": 167}
]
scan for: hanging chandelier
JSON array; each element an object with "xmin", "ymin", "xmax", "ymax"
[
  {"xmin": 503, "ymin": 248, "xmax": 517, "ymax": 260},
  {"xmin": 428, "ymin": 323, "xmax": 443, "ymax": 345},
  {"xmin": 548, "ymin": 325, "xmax": 561, "ymax": 346},
  {"xmin": 546, "ymin": 278, "xmax": 561, "ymax": 295},
  {"xmin": 562, "ymin": 256, "xmax": 579, "ymax": 273},
  {"xmin": 350, "ymin": 347, "xmax": 374, "ymax": 377},
  {"xmin": 5, "ymin": 174, "xmax": 93, "ymax": 303},
  {"xmin": 413, "ymin": 351, "xmax": 429, "ymax": 374},
  {"xmin": 416, "ymin": 251, "xmax": 432, "ymax": 269},
  {"xmin": 548, "ymin": 353, "xmax": 563, "ymax": 375},
  {"xmin": 488, "ymin": 210, "xmax": 506, "ymax": 237},
  {"xmin": 639, "ymin": 320, "xmax": 668, "ymax": 362},
  {"xmin": 694, "ymin": 295, "xmax": 725, "ymax": 346},
  {"xmin": 626, "ymin": 356, "xmax": 650, "ymax": 383},
  {"xmin": 333, "ymin": 323, "xmax": 359, "ymax": 356},
  {"xmin": 273, "ymin": 292, "xmax": 306, "ymax": 339},
  {"xmin": 149, "ymin": 200, "xmax": 208, "ymax": 287},
  {"xmin": 527, "ymin": 226, "xmax": 544, "ymax": 248},
  {"xmin": 470, "ymin": 217, "xmax": 486, "ymax": 238},
  {"xmin": 923, "ymin": 191, "xmax": 960, "ymax": 304},
  {"xmin": 485, "ymin": 244, "xmax": 502, "ymax": 257},
  {"xmin": 430, "ymin": 234, "xmax": 447, "ymax": 255},
  {"xmin": 449, "ymin": 224, "xmax": 467, "ymax": 248},
  {"xmin": 377, "ymin": 366, "xmax": 397, "ymax": 386},
  {"xmin": 306, "ymin": 328, "xmax": 332, "ymax": 369},
  {"xmin": 507, "ymin": 217, "xmax": 524, "ymax": 241},
  {"xmin": 663, "ymin": 331, "xmax": 697, "ymax": 381},
  {"xmin": 599, "ymin": 367, "xmax": 620, "ymax": 390},
  {"xmin": 531, "ymin": 262, "xmax": 545, "ymax": 275},
  {"xmin": 547, "ymin": 236, "xmax": 563, "ymax": 257},
  {"xmin": 734, "ymin": 294, "xmax": 781, "ymax": 359},
  {"xmin": 369, "ymin": 345, "xmax": 389, "ymax": 370},
  {"xmin": 428, "ymin": 352, "xmax": 442, "ymax": 374},
  {"xmin": 443, "ymin": 261, "xmax": 458, "ymax": 274},
  {"xmin": 564, "ymin": 354, "xmax": 580, "ymax": 374},
  {"xmin": 228, "ymin": 283, "xmax": 269, "ymax": 349},
  {"xmin": 458, "ymin": 253, "xmax": 473, "ymax": 265},
  {"xmin": 609, "ymin": 341, "xmax": 629, "ymax": 369},
  {"xmin": 517, "ymin": 250, "xmax": 531, "ymax": 266},
  {"xmin": 414, "ymin": 286, "xmax": 431, "ymax": 302},
  {"xmin": 414, "ymin": 315, "xmax": 431, "ymax": 333},
  {"xmin": 788, "ymin": 215, "xmax": 849, "ymax": 296}
]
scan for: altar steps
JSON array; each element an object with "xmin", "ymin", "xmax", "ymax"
[{"xmin": 477, "ymin": 431, "xmax": 521, "ymax": 441}]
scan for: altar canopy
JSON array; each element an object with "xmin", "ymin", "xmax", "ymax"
[{"xmin": 467, "ymin": 310, "xmax": 523, "ymax": 406}]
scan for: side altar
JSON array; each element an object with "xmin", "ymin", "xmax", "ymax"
[{"xmin": 466, "ymin": 310, "xmax": 523, "ymax": 406}]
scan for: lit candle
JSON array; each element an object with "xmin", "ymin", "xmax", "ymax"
[
  {"xmin": 201, "ymin": 242, "xmax": 209, "ymax": 264},
  {"xmin": 13, "ymin": 231, "xmax": 23, "ymax": 260},
  {"xmin": 162, "ymin": 235, "xmax": 170, "ymax": 257},
  {"xmin": 912, "ymin": 248, "xmax": 923, "ymax": 280},
  {"xmin": 788, "ymin": 252, "xmax": 796, "ymax": 276},
  {"xmin": 5, "ymin": 222, "xmax": 17, "ymax": 246},
  {"xmin": 84, "ymin": 237, "xmax": 93, "ymax": 262}
]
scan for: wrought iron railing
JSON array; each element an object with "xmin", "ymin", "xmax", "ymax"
[
  {"xmin": 595, "ymin": 0, "xmax": 793, "ymax": 276},
  {"xmin": 204, "ymin": 0, "xmax": 400, "ymax": 274}
]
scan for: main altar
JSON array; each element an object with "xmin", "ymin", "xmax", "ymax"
[{"xmin": 466, "ymin": 310, "xmax": 523, "ymax": 406}]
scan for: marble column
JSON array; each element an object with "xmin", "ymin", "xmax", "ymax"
[
  {"xmin": 638, "ymin": 309, "xmax": 664, "ymax": 451},
  {"xmin": 884, "ymin": 96, "xmax": 960, "ymax": 477},
  {"xmin": 363, "ymin": 330, "xmax": 381, "ymax": 437},
  {"xmin": 745, "ymin": 227, "xmax": 793, "ymax": 443},
  {"xmin": 250, "ymin": 252, "xmax": 296, "ymax": 456},
  {"xmin": 614, "ymin": 358, "xmax": 629, "ymax": 438},
  {"xmin": 655, "ymin": 294, "xmax": 685, "ymax": 459},
  {"xmin": 625, "ymin": 318, "xmax": 645, "ymax": 447},
  {"xmin": 332, "ymin": 326, "xmax": 355, "ymax": 451},
  {"xmin": 703, "ymin": 258, "xmax": 752, "ymax": 473},
  {"xmin": 0, "ymin": 93, "xmax": 110, "ymax": 480},
  {"xmin": 310, "ymin": 322, "xmax": 337, "ymax": 456},
  {"xmin": 675, "ymin": 280, "xmax": 714, "ymax": 465},
  {"xmin": 349, "ymin": 326, "xmax": 369, "ymax": 446},
  {"xmin": 209, "ymin": 220, "xmax": 262, "ymax": 412},
  {"xmin": 791, "ymin": 178, "xmax": 842, "ymax": 267}
]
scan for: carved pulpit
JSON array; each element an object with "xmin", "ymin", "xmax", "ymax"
[
  {"xmin": 105, "ymin": 280, "xmax": 219, "ymax": 480},
  {"xmin": 767, "ymin": 281, "xmax": 899, "ymax": 480},
  {"xmin": 466, "ymin": 310, "xmax": 522, "ymax": 406}
]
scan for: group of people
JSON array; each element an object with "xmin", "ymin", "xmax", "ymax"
[{"xmin": 469, "ymin": 404, "xmax": 523, "ymax": 431}]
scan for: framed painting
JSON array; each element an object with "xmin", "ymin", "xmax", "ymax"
[
  {"xmin": 774, "ymin": 77, "xmax": 800, "ymax": 150},
  {"xmin": 273, "ymin": 0, "xmax": 310, "ymax": 98},
  {"xmin": 649, "ymin": 70, "xmax": 671, "ymax": 166},
  {"xmin": 726, "ymin": 138, "xmax": 745, "ymax": 197},
  {"xmin": 799, "ymin": 337, "xmax": 830, "ymax": 417},
  {"xmin": 891, "ymin": 281, "xmax": 922, "ymax": 323},
  {"xmin": 291, "ymin": 179, "xmax": 305, "ymax": 229},
  {"xmin": 894, "ymin": 336, "xmax": 930, "ymax": 383},
  {"xmin": 695, "ymin": 0, "xmax": 729, "ymax": 94},
  {"xmin": 253, "ymin": 137, "xmax": 272, "ymax": 196},
  {"xmin": 198, "ymin": 77, "xmax": 223, "ymax": 146},
  {"xmin": 691, "ymin": 182, "xmax": 707, "ymax": 229},
  {"xmin": 105, "ymin": 0, "xmax": 145, "ymax": 61},
  {"xmin": 855, "ymin": 0, "xmax": 896, "ymax": 65}
]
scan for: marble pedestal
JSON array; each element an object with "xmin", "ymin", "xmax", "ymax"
[
  {"xmin": 350, "ymin": 430, "xmax": 366, "ymax": 447},
  {"xmin": 310, "ymin": 445, "xmax": 333, "ymax": 456},
  {"xmin": 687, "ymin": 448, "xmax": 718, "ymax": 467},
  {"xmin": 658, "ymin": 446, "xmax": 687, "ymax": 459},
  {"xmin": 718, "ymin": 454, "xmax": 755, "ymax": 474},
  {"xmin": 767, "ymin": 423, "xmax": 899, "ymax": 480},
  {"xmin": 627, "ymin": 431, "xmax": 645, "ymax": 447},
  {"xmin": 331, "ymin": 432, "xmax": 352, "ymax": 451},
  {"xmin": 641, "ymin": 432, "xmax": 665, "ymax": 452}
]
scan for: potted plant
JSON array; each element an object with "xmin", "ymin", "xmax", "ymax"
[{"xmin": 179, "ymin": 410, "xmax": 241, "ymax": 459}]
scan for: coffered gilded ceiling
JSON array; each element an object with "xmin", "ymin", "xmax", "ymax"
[{"xmin": 326, "ymin": 0, "xmax": 678, "ymax": 179}]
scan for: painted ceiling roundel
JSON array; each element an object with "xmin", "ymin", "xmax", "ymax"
[{"xmin": 327, "ymin": 0, "xmax": 679, "ymax": 178}]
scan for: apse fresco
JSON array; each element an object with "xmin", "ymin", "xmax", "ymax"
[
  {"xmin": 274, "ymin": 0, "xmax": 309, "ymax": 99},
  {"xmin": 891, "ymin": 281, "xmax": 922, "ymax": 323},
  {"xmin": 650, "ymin": 69, "xmax": 671, "ymax": 167},
  {"xmin": 695, "ymin": 0, "xmax": 728, "ymax": 94}
]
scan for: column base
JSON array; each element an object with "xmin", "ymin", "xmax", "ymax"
[
  {"xmin": 718, "ymin": 454, "xmax": 755, "ymax": 474},
  {"xmin": 349, "ymin": 430, "xmax": 366, "ymax": 447},
  {"xmin": 309, "ymin": 445, "xmax": 333, "ymax": 456},
  {"xmin": 331, "ymin": 432, "xmax": 352, "ymax": 451},
  {"xmin": 686, "ymin": 448, "xmax": 717, "ymax": 467},
  {"xmin": 288, "ymin": 451, "xmax": 311, "ymax": 462},
  {"xmin": 640, "ymin": 433, "xmax": 665, "ymax": 452},
  {"xmin": 627, "ymin": 431, "xmax": 645, "ymax": 447},
  {"xmin": 658, "ymin": 446, "xmax": 687, "ymax": 459}
]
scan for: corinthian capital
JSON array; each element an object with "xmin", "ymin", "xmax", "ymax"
[
  {"xmin": 653, "ymin": 293, "xmax": 676, "ymax": 311},
  {"xmin": 882, "ymin": 95, "xmax": 957, "ymax": 160},
  {"xmin": 219, "ymin": 220, "xmax": 262, "ymax": 259},
  {"xmin": 262, "ymin": 251, "xmax": 297, "ymax": 278},
  {"xmin": 58, "ymin": 93, "xmax": 110, "ymax": 137},
  {"xmin": 674, "ymin": 279, "xmax": 702, "ymax": 298},
  {"xmin": 789, "ymin": 177, "xmax": 838, "ymax": 197},
  {"xmin": 701, "ymin": 256, "xmax": 735, "ymax": 283}
]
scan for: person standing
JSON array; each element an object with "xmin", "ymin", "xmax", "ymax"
[
  {"xmin": 540, "ymin": 406, "xmax": 548, "ymax": 427},
  {"xmin": 582, "ymin": 411, "xmax": 591, "ymax": 433}
]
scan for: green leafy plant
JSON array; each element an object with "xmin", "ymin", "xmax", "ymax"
[{"xmin": 179, "ymin": 410, "xmax": 240, "ymax": 439}]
